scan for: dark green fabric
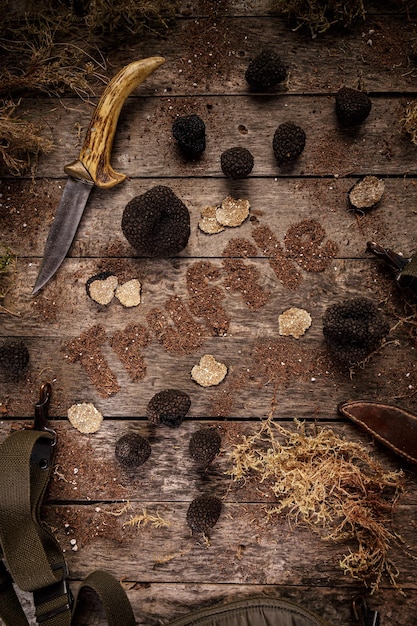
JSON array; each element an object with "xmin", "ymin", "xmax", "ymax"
[
  {"xmin": 166, "ymin": 596, "xmax": 330, "ymax": 626},
  {"xmin": 0, "ymin": 428, "xmax": 136, "ymax": 626},
  {"xmin": 400, "ymin": 254, "xmax": 417, "ymax": 282}
]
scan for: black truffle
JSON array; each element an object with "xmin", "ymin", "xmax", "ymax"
[
  {"xmin": 172, "ymin": 114, "xmax": 206, "ymax": 157},
  {"xmin": 115, "ymin": 433, "xmax": 151, "ymax": 468},
  {"xmin": 245, "ymin": 50, "xmax": 287, "ymax": 91},
  {"xmin": 146, "ymin": 389, "xmax": 191, "ymax": 427},
  {"xmin": 273, "ymin": 122, "xmax": 306, "ymax": 166},
  {"xmin": 323, "ymin": 297, "xmax": 390, "ymax": 366},
  {"xmin": 335, "ymin": 87, "xmax": 372, "ymax": 127},
  {"xmin": 220, "ymin": 147, "xmax": 254, "ymax": 179},
  {"xmin": 0, "ymin": 340, "xmax": 30, "ymax": 379},
  {"xmin": 189, "ymin": 427, "xmax": 221, "ymax": 468},
  {"xmin": 121, "ymin": 186, "xmax": 190, "ymax": 257},
  {"xmin": 186, "ymin": 494, "xmax": 222, "ymax": 535}
]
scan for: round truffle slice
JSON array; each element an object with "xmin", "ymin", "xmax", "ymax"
[
  {"xmin": 172, "ymin": 114, "xmax": 206, "ymax": 158},
  {"xmin": 348, "ymin": 176, "xmax": 385, "ymax": 212},
  {"xmin": 115, "ymin": 433, "xmax": 151, "ymax": 468},
  {"xmin": 335, "ymin": 87, "xmax": 372, "ymax": 127},
  {"xmin": 122, "ymin": 186, "xmax": 191, "ymax": 257},
  {"xmin": 86, "ymin": 272, "xmax": 118, "ymax": 305},
  {"xmin": 245, "ymin": 50, "xmax": 287, "ymax": 90},
  {"xmin": 273, "ymin": 122, "xmax": 306, "ymax": 166},
  {"xmin": 146, "ymin": 389, "xmax": 191, "ymax": 427},
  {"xmin": 220, "ymin": 147, "xmax": 254, "ymax": 179},
  {"xmin": 0, "ymin": 340, "xmax": 30, "ymax": 379},
  {"xmin": 186, "ymin": 494, "xmax": 222, "ymax": 535},
  {"xmin": 189, "ymin": 427, "xmax": 221, "ymax": 468}
]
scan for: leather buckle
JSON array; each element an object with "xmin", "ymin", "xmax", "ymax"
[{"xmin": 33, "ymin": 561, "xmax": 73, "ymax": 623}]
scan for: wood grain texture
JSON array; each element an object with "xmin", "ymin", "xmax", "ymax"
[{"xmin": 1, "ymin": 5, "xmax": 417, "ymax": 626}]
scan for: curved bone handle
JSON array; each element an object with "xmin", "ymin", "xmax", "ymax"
[{"xmin": 65, "ymin": 56, "xmax": 165, "ymax": 188}]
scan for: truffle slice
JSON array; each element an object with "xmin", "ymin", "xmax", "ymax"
[
  {"xmin": 349, "ymin": 176, "xmax": 385, "ymax": 211},
  {"xmin": 0, "ymin": 340, "xmax": 30, "ymax": 379},
  {"xmin": 115, "ymin": 279, "xmax": 141, "ymax": 307},
  {"xmin": 189, "ymin": 427, "xmax": 221, "ymax": 469},
  {"xmin": 245, "ymin": 50, "xmax": 287, "ymax": 90},
  {"xmin": 335, "ymin": 87, "xmax": 372, "ymax": 127},
  {"xmin": 146, "ymin": 389, "xmax": 191, "ymax": 427},
  {"xmin": 278, "ymin": 307, "xmax": 312, "ymax": 339},
  {"xmin": 273, "ymin": 122, "xmax": 306, "ymax": 166},
  {"xmin": 68, "ymin": 402, "xmax": 103, "ymax": 434},
  {"xmin": 186, "ymin": 494, "xmax": 222, "ymax": 535},
  {"xmin": 191, "ymin": 355, "xmax": 228, "ymax": 387},
  {"xmin": 323, "ymin": 297, "xmax": 390, "ymax": 366},
  {"xmin": 122, "ymin": 186, "xmax": 191, "ymax": 257},
  {"xmin": 86, "ymin": 272, "xmax": 118, "ymax": 305},
  {"xmin": 198, "ymin": 206, "xmax": 225, "ymax": 234},
  {"xmin": 172, "ymin": 114, "xmax": 206, "ymax": 157},
  {"xmin": 115, "ymin": 433, "xmax": 151, "ymax": 468},
  {"xmin": 220, "ymin": 147, "xmax": 254, "ymax": 179},
  {"xmin": 216, "ymin": 197, "xmax": 250, "ymax": 227}
]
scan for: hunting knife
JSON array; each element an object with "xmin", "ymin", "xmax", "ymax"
[{"xmin": 32, "ymin": 56, "xmax": 165, "ymax": 295}]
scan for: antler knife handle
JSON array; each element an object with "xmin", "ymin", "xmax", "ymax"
[{"xmin": 64, "ymin": 56, "xmax": 165, "ymax": 189}]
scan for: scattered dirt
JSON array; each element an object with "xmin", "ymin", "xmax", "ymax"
[
  {"xmin": 221, "ymin": 238, "xmax": 270, "ymax": 310},
  {"xmin": 251, "ymin": 225, "xmax": 302, "ymax": 290},
  {"xmin": 186, "ymin": 261, "xmax": 230, "ymax": 336},
  {"xmin": 146, "ymin": 295, "xmax": 206, "ymax": 355},
  {"xmin": 109, "ymin": 324, "xmax": 150, "ymax": 382},
  {"xmin": 284, "ymin": 219, "xmax": 339, "ymax": 272}
]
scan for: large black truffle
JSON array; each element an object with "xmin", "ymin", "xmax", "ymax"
[
  {"xmin": 146, "ymin": 389, "xmax": 191, "ymax": 427},
  {"xmin": 121, "ymin": 186, "xmax": 190, "ymax": 257},
  {"xmin": 245, "ymin": 50, "xmax": 287, "ymax": 91},
  {"xmin": 273, "ymin": 122, "xmax": 306, "ymax": 166},
  {"xmin": 0, "ymin": 340, "xmax": 30, "ymax": 379},
  {"xmin": 189, "ymin": 427, "xmax": 221, "ymax": 469},
  {"xmin": 115, "ymin": 433, "xmax": 151, "ymax": 468},
  {"xmin": 335, "ymin": 87, "xmax": 372, "ymax": 127},
  {"xmin": 186, "ymin": 494, "xmax": 222, "ymax": 535},
  {"xmin": 323, "ymin": 297, "xmax": 390, "ymax": 366},
  {"xmin": 172, "ymin": 114, "xmax": 206, "ymax": 157},
  {"xmin": 220, "ymin": 147, "xmax": 254, "ymax": 179}
]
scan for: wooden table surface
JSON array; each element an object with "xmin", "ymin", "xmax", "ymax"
[{"xmin": 1, "ymin": 2, "xmax": 417, "ymax": 624}]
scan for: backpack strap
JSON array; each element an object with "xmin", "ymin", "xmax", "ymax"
[{"xmin": 0, "ymin": 385, "xmax": 135, "ymax": 626}]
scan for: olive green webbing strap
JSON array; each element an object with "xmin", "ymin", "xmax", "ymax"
[{"xmin": 0, "ymin": 429, "xmax": 135, "ymax": 626}]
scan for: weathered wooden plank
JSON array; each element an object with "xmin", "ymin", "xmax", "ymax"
[
  {"xmin": 1, "ymin": 176, "xmax": 415, "ymax": 259},
  {"xmin": 19, "ymin": 95, "xmax": 417, "ymax": 181},
  {"xmin": 101, "ymin": 13, "xmax": 417, "ymax": 94}
]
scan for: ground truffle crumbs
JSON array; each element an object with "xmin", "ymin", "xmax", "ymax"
[
  {"xmin": 0, "ymin": 340, "xmax": 29, "ymax": 379},
  {"xmin": 335, "ymin": 87, "xmax": 372, "ymax": 127},
  {"xmin": 323, "ymin": 297, "xmax": 390, "ymax": 366},
  {"xmin": 220, "ymin": 147, "xmax": 254, "ymax": 179},
  {"xmin": 121, "ymin": 186, "xmax": 190, "ymax": 257},
  {"xmin": 115, "ymin": 433, "xmax": 151, "ymax": 468},
  {"xmin": 146, "ymin": 389, "xmax": 191, "ymax": 427},
  {"xmin": 186, "ymin": 494, "xmax": 222, "ymax": 536},
  {"xmin": 245, "ymin": 49, "xmax": 287, "ymax": 90},
  {"xmin": 172, "ymin": 114, "xmax": 206, "ymax": 157},
  {"xmin": 189, "ymin": 427, "xmax": 222, "ymax": 469},
  {"xmin": 273, "ymin": 122, "xmax": 306, "ymax": 166}
]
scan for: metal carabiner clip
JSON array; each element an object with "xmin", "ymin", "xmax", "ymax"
[
  {"xmin": 33, "ymin": 382, "xmax": 57, "ymax": 445},
  {"xmin": 352, "ymin": 594, "xmax": 380, "ymax": 626}
]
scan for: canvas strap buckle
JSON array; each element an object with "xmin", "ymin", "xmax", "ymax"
[{"xmin": 33, "ymin": 561, "xmax": 74, "ymax": 624}]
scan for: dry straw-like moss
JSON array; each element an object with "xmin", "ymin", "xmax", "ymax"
[
  {"xmin": 228, "ymin": 415, "xmax": 407, "ymax": 592},
  {"xmin": 401, "ymin": 100, "xmax": 417, "ymax": 146},
  {"xmin": 272, "ymin": 0, "xmax": 367, "ymax": 36}
]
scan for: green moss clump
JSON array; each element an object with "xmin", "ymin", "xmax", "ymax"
[{"xmin": 272, "ymin": 0, "xmax": 366, "ymax": 36}]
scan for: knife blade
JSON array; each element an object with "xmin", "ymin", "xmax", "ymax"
[
  {"xmin": 32, "ymin": 55, "xmax": 165, "ymax": 295},
  {"xmin": 338, "ymin": 400, "xmax": 417, "ymax": 465}
]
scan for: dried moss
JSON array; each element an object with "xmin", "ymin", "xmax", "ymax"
[
  {"xmin": 228, "ymin": 414, "xmax": 406, "ymax": 592},
  {"xmin": 401, "ymin": 100, "xmax": 417, "ymax": 146},
  {"xmin": 272, "ymin": 0, "xmax": 366, "ymax": 36},
  {"xmin": 0, "ymin": 244, "xmax": 18, "ymax": 314}
]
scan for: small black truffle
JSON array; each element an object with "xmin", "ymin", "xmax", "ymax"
[
  {"xmin": 122, "ymin": 186, "xmax": 190, "ymax": 257},
  {"xmin": 323, "ymin": 297, "xmax": 390, "ymax": 366},
  {"xmin": 146, "ymin": 389, "xmax": 191, "ymax": 427},
  {"xmin": 0, "ymin": 340, "xmax": 30, "ymax": 379},
  {"xmin": 245, "ymin": 50, "xmax": 287, "ymax": 91},
  {"xmin": 220, "ymin": 147, "xmax": 254, "ymax": 179},
  {"xmin": 335, "ymin": 87, "xmax": 372, "ymax": 127},
  {"xmin": 172, "ymin": 114, "xmax": 206, "ymax": 157},
  {"xmin": 115, "ymin": 433, "xmax": 151, "ymax": 468},
  {"xmin": 273, "ymin": 122, "xmax": 306, "ymax": 166},
  {"xmin": 186, "ymin": 494, "xmax": 222, "ymax": 535},
  {"xmin": 189, "ymin": 427, "xmax": 221, "ymax": 468}
]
